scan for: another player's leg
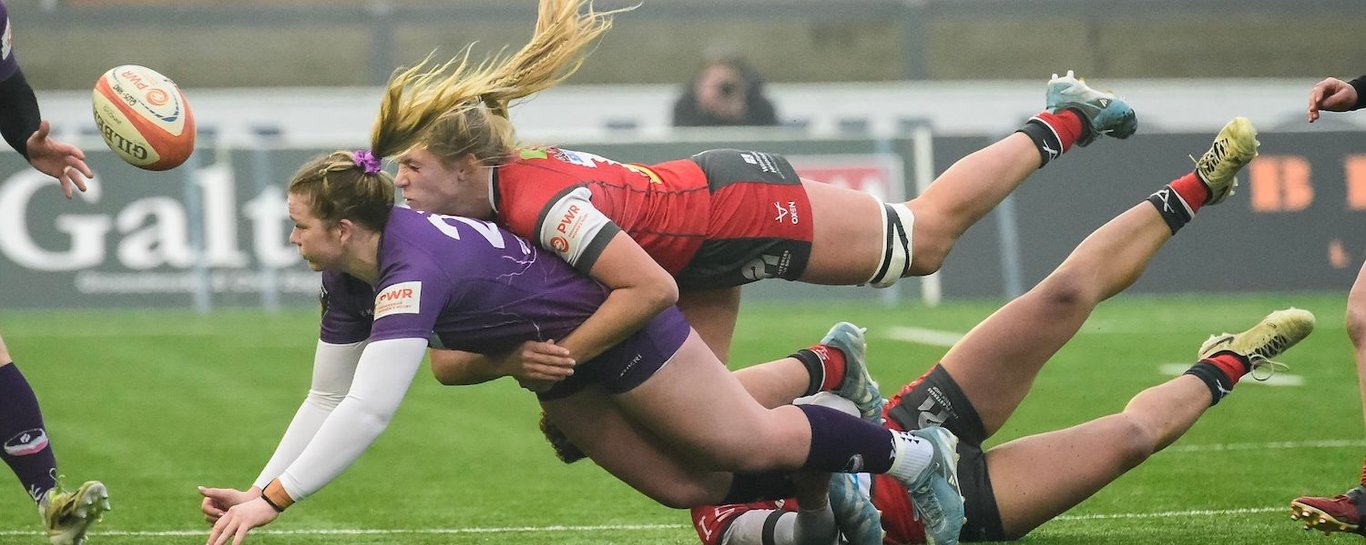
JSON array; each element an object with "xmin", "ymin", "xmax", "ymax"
[
  {"xmin": 0, "ymin": 334, "xmax": 109, "ymax": 545},
  {"xmin": 938, "ymin": 116, "xmax": 1259, "ymax": 437},
  {"xmin": 1289, "ymin": 262, "xmax": 1366, "ymax": 535},
  {"xmin": 676, "ymin": 287, "xmax": 744, "ymax": 364},
  {"xmin": 800, "ymin": 71, "xmax": 1136, "ymax": 287},
  {"xmin": 985, "ymin": 309, "xmax": 1313, "ymax": 538}
]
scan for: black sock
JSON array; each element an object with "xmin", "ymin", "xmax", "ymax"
[
  {"xmin": 0, "ymin": 363, "xmax": 57, "ymax": 502},
  {"xmin": 1146, "ymin": 184, "xmax": 1194, "ymax": 235},
  {"xmin": 790, "ymin": 349, "xmax": 825, "ymax": 397},
  {"xmin": 1183, "ymin": 361, "xmax": 1235, "ymax": 406}
]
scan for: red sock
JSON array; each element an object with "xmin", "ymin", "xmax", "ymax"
[
  {"xmin": 1169, "ymin": 172, "xmax": 1211, "ymax": 213},
  {"xmin": 1359, "ymin": 455, "xmax": 1366, "ymax": 487},
  {"xmin": 1202, "ymin": 353, "xmax": 1252, "ymax": 386},
  {"xmin": 1034, "ymin": 109, "xmax": 1085, "ymax": 154},
  {"xmin": 807, "ymin": 344, "xmax": 848, "ymax": 392}
]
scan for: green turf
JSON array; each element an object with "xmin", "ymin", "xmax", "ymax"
[{"xmin": 0, "ymin": 293, "xmax": 1356, "ymax": 544}]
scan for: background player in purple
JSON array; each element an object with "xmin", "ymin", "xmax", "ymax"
[
  {"xmin": 0, "ymin": 0, "xmax": 92, "ymax": 199},
  {"xmin": 1288, "ymin": 74, "xmax": 1366, "ymax": 535},
  {"xmin": 197, "ymin": 150, "xmax": 966, "ymax": 545},
  {"xmin": 0, "ymin": 1, "xmax": 109, "ymax": 544}
]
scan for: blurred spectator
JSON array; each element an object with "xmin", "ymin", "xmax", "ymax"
[{"xmin": 672, "ymin": 52, "xmax": 779, "ymax": 127}]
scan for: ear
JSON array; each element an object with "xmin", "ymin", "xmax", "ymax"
[
  {"xmin": 334, "ymin": 218, "xmax": 356, "ymax": 242},
  {"xmin": 457, "ymin": 153, "xmax": 483, "ymax": 179}
]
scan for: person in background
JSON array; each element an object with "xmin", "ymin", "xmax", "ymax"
[
  {"xmin": 1288, "ymin": 74, "xmax": 1366, "ymax": 536},
  {"xmin": 0, "ymin": 1, "xmax": 109, "ymax": 544},
  {"xmin": 673, "ymin": 52, "xmax": 779, "ymax": 127}
]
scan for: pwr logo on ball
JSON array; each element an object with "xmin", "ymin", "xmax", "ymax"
[{"xmin": 91, "ymin": 64, "xmax": 195, "ymax": 171}]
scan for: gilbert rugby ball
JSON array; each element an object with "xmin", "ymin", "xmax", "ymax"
[{"xmin": 92, "ymin": 65, "xmax": 195, "ymax": 171}]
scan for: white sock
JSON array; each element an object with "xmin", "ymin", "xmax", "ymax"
[{"xmin": 887, "ymin": 431, "xmax": 934, "ymax": 483}]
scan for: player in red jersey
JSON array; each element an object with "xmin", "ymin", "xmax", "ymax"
[
  {"xmin": 361, "ymin": 0, "xmax": 1137, "ymax": 388},
  {"xmin": 1289, "ymin": 74, "xmax": 1366, "ymax": 535},
  {"xmin": 695, "ymin": 118, "xmax": 1319, "ymax": 545}
]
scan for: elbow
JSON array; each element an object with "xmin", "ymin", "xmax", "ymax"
[{"xmin": 645, "ymin": 273, "xmax": 679, "ymax": 312}]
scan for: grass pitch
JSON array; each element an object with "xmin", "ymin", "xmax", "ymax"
[{"xmin": 0, "ymin": 293, "xmax": 1356, "ymax": 545}]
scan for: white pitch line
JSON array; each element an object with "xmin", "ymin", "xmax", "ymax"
[
  {"xmin": 0, "ymin": 523, "xmax": 690, "ymax": 537},
  {"xmin": 1054, "ymin": 506, "xmax": 1282, "ymax": 521},
  {"xmin": 1166, "ymin": 438, "xmax": 1366, "ymax": 453},
  {"xmin": 1158, "ymin": 363, "xmax": 1304, "ymax": 386},
  {"xmin": 884, "ymin": 326, "xmax": 964, "ymax": 347}
]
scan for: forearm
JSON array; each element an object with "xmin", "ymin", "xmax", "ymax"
[
  {"xmin": 559, "ymin": 284, "xmax": 674, "ymax": 363},
  {"xmin": 253, "ymin": 340, "xmax": 363, "ymax": 487},
  {"xmin": 0, "ymin": 69, "xmax": 39, "ymax": 160},
  {"xmin": 431, "ymin": 349, "xmax": 503, "ymax": 385},
  {"xmin": 266, "ymin": 338, "xmax": 423, "ymax": 505}
]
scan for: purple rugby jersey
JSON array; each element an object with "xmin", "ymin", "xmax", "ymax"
[
  {"xmin": 317, "ymin": 208, "xmax": 690, "ymax": 396},
  {"xmin": 0, "ymin": 1, "xmax": 19, "ymax": 82}
]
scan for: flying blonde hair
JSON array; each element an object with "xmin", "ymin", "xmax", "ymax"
[{"xmin": 372, "ymin": 0, "xmax": 630, "ymax": 165}]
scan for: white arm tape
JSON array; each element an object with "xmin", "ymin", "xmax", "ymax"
[{"xmin": 867, "ymin": 202, "xmax": 915, "ymax": 288}]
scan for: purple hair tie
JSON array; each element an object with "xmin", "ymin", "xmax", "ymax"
[{"xmin": 353, "ymin": 149, "xmax": 382, "ymax": 174}]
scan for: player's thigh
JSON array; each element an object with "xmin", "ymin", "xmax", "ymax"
[
  {"xmin": 800, "ymin": 179, "xmax": 884, "ymax": 285},
  {"xmin": 676, "ymin": 287, "xmax": 743, "ymax": 365},
  {"xmin": 614, "ymin": 332, "xmax": 809, "ymax": 471},
  {"xmin": 542, "ymin": 384, "xmax": 727, "ymax": 507}
]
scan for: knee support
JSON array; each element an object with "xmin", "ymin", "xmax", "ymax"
[{"xmin": 866, "ymin": 202, "xmax": 915, "ymax": 288}]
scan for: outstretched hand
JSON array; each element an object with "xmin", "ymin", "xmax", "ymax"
[
  {"xmin": 1307, "ymin": 77, "xmax": 1360, "ymax": 123},
  {"xmin": 198, "ymin": 486, "xmax": 260, "ymax": 524},
  {"xmin": 203, "ymin": 495, "xmax": 278, "ymax": 545},
  {"xmin": 25, "ymin": 120, "xmax": 94, "ymax": 199}
]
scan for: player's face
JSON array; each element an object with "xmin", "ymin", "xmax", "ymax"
[
  {"xmin": 395, "ymin": 148, "xmax": 492, "ymax": 218},
  {"xmin": 287, "ymin": 192, "xmax": 345, "ymax": 271}
]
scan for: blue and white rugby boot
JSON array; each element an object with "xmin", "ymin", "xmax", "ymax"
[
  {"xmin": 891, "ymin": 426, "xmax": 964, "ymax": 545},
  {"xmin": 826, "ymin": 322, "xmax": 885, "ymax": 423},
  {"xmin": 828, "ymin": 473, "xmax": 885, "ymax": 545},
  {"xmin": 1045, "ymin": 69, "xmax": 1137, "ymax": 145}
]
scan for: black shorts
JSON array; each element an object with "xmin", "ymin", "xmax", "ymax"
[
  {"xmin": 675, "ymin": 149, "xmax": 814, "ymax": 290},
  {"xmin": 536, "ymin": 306, "xmax": 691, "ymax": 401},
  {"xmin": 884, "ymin": 364, "xmax": 1007, "ymax": 542}
]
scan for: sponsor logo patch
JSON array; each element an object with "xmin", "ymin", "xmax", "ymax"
[
  {"xmin": 4, "ymin": 428, "xmax": 48, "ymax": 457},
  {"xmin": 374, "ymin": 281, "xmax": 422, "ymax": 319}
]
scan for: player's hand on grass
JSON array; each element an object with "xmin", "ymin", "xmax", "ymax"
[
  {"xmin": 205, "ymin": 496, "xmax": 278, "ymax": 545},
  {"xmin": 1308, "ymin": 77, "xmax": 1359, "ymax": 122},
  {"xmin": 498, "ymin": 339, "xmax": 575, "ymax": 386},
  {"xmin": 198, "ymin": 486, "xmax": 259, "ymax": 524},
  {"xmin": 25, "ymin": 120, "xmax": 93, "ymax": 199}
]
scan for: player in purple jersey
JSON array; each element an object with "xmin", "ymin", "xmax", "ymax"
[
  {"xmin": 0, "ymin": 2, "xmax": 109, "ymax": 544},
  {"xmin": 197, "ymin": 150, "xmax": 967, "ymax": 545},
  {"xmin": 0, "ymin": 0, "xmax": 92, "ymax": 199}
]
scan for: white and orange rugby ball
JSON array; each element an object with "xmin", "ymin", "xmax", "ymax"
[{"xmin": 92, "ymin": 65, "xmax": 195, "ymax": 171}]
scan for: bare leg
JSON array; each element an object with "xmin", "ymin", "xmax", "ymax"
[
  {"xmin": 800, "ymin": 133, "xmax": 1042, "ymax": 284},
  {"xmin": 940, "ymin": 203, "xmax": 1172, "ymax": 435},
  {"xmin": 542, "ymin": 384, "xmax": 730, "ymax": 508},
  {"xmin": 614, "ymin": 333, "xmax": 814, "ymax": 473},
  {"xmin": 1349, "ymin": 263, "xmax": 1366, "ymax": 428},
  {"xmin": 986, "ymin": 375, "xmax": 1213, "ymax": 538},
  {"xmin": 677, "ymin": 287, "xmax": 743, "ymax": 363}
]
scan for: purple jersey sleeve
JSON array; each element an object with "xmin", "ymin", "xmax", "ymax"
[
  {"xmin": 318, "ymin": 271, "xmax": 375, "ymax": 344},
  {"xmin": 0, "ymin": 1, "xmax": 19, "ymax": 82}
]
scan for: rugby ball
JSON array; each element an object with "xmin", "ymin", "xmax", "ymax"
[{"xmin": 92, "ymin": 65, "xmax": 195, "ymax": 171}]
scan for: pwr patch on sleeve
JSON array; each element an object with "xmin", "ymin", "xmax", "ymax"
[{"xmin": 374, "ymin": 281, "xmax": 422, "ymax": 319}]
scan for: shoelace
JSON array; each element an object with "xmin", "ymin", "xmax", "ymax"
[{"xmin": 1249, "ymin": 354, "xmax": 1289, "ymax": 382}]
